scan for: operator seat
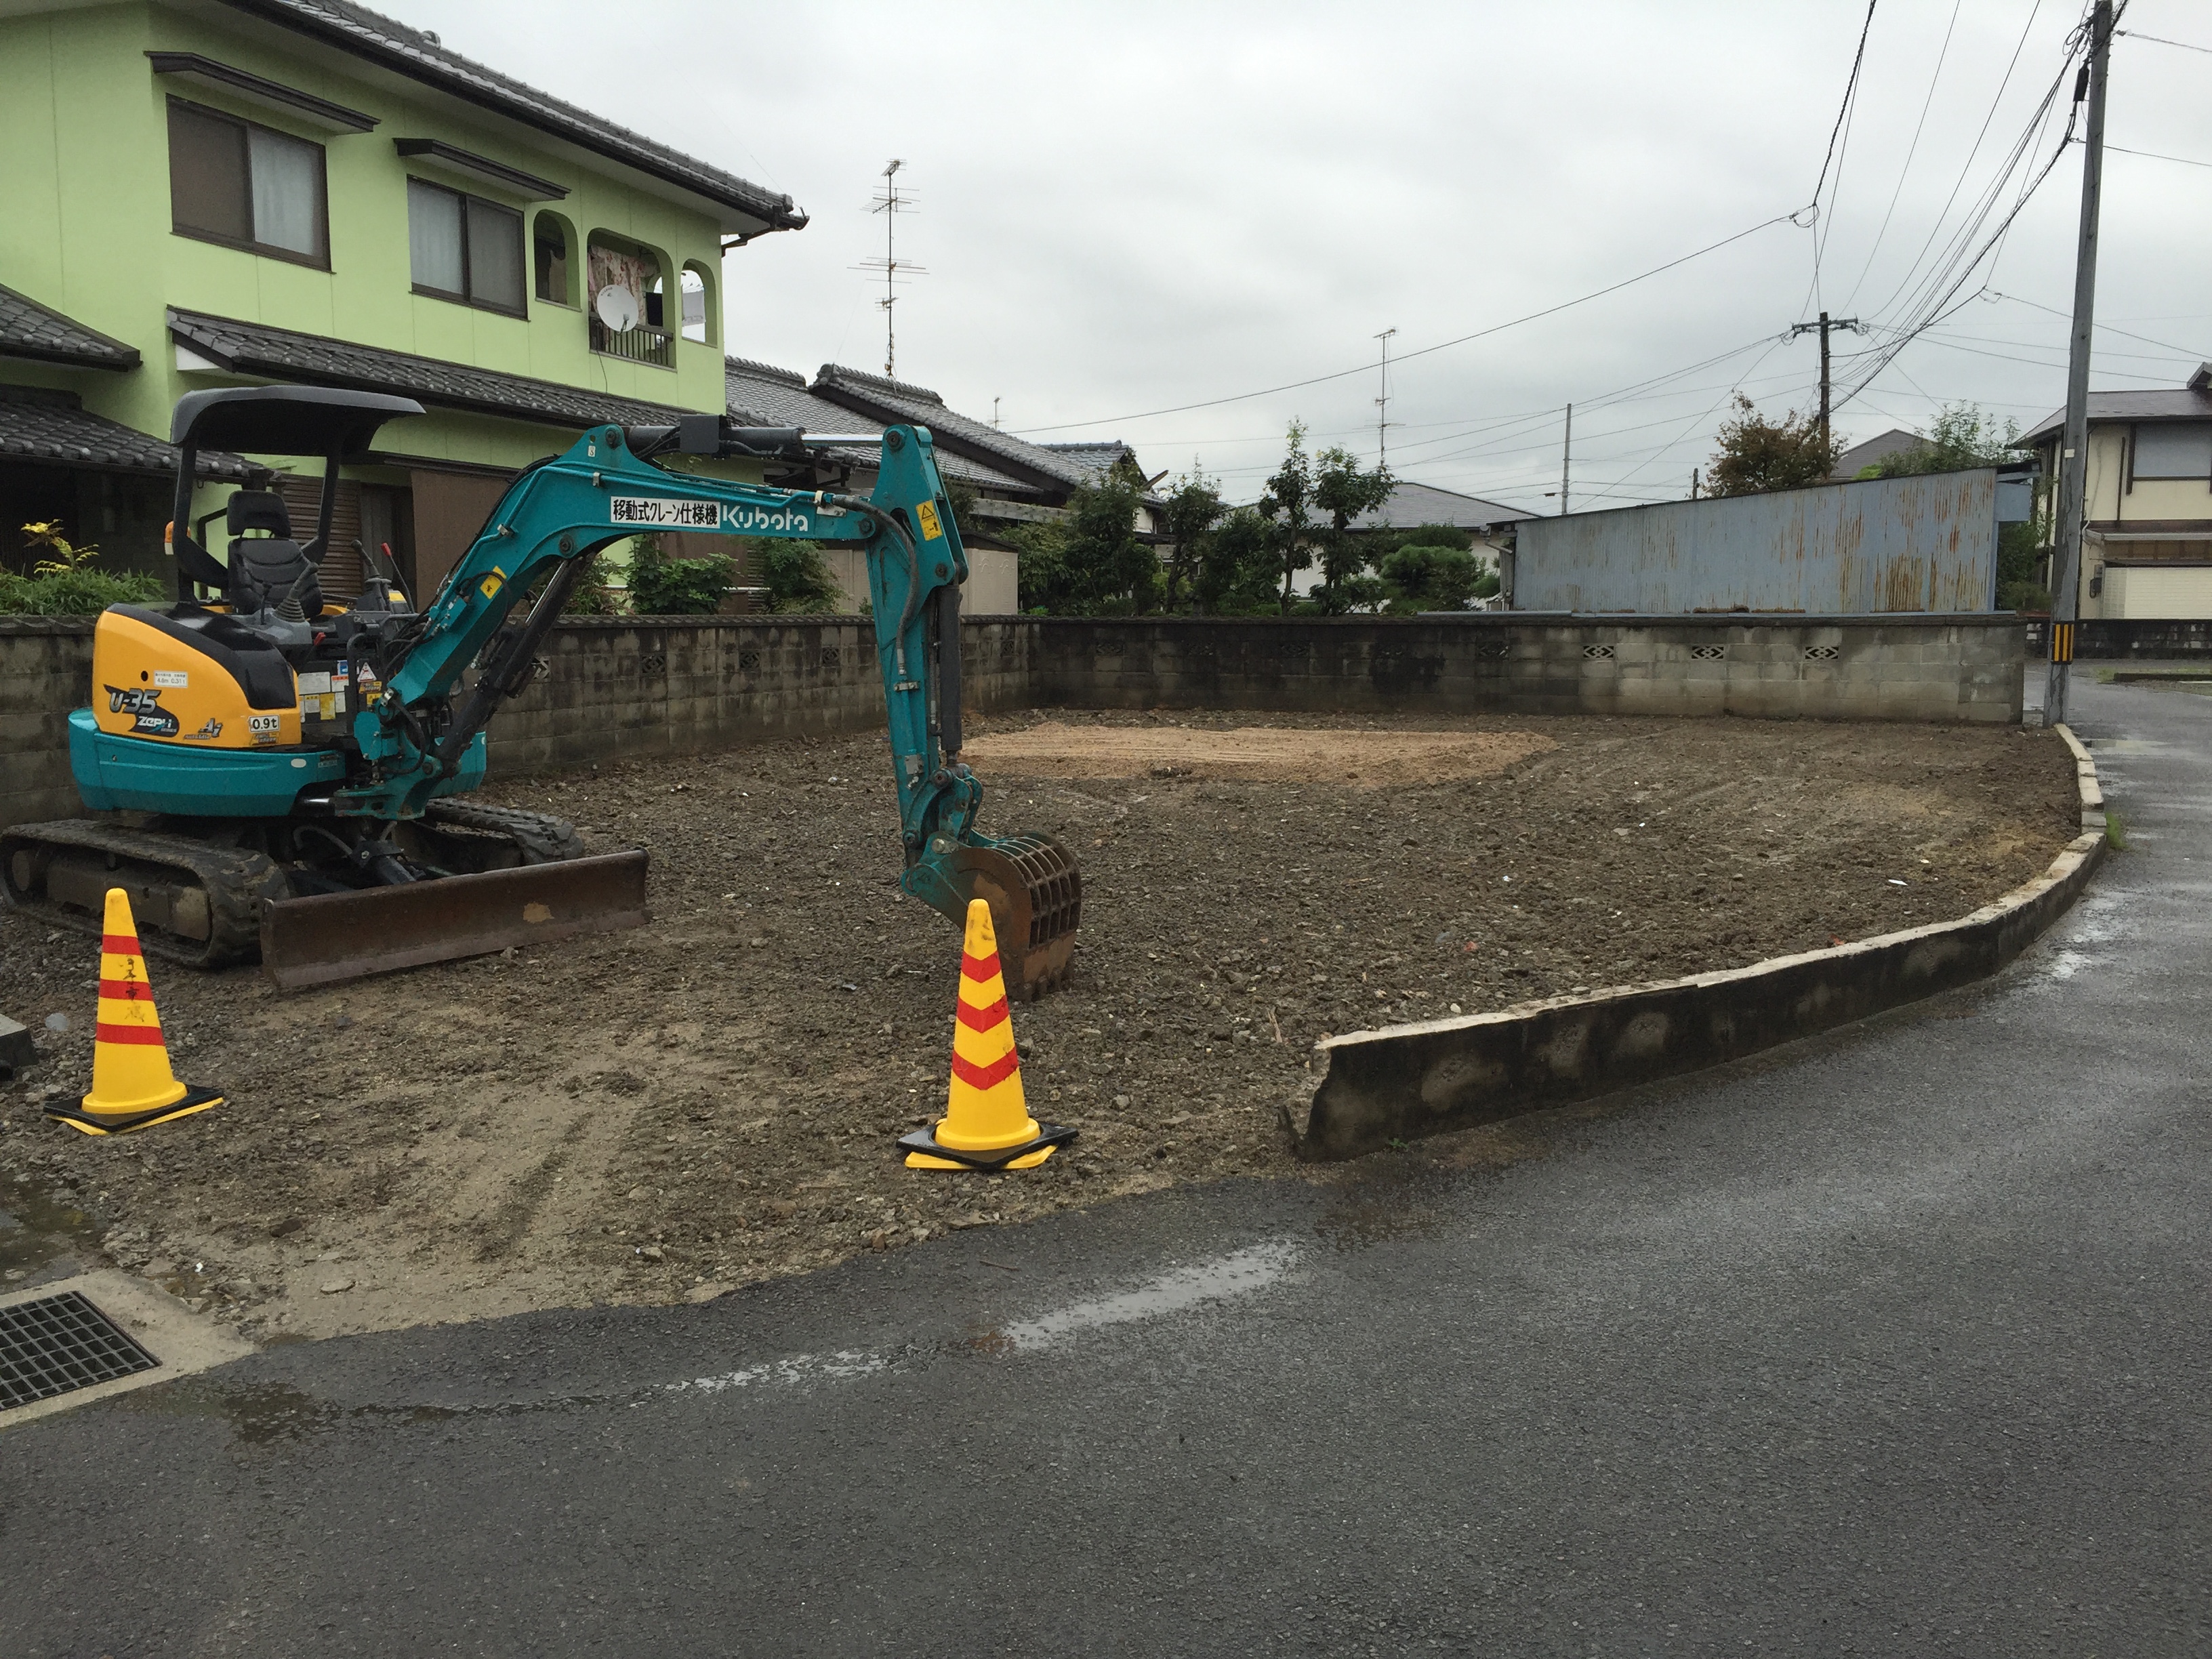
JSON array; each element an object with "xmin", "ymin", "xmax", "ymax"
[{"xmin": 222, "ymin": 490, "xmax": 322, "ymax": 616}]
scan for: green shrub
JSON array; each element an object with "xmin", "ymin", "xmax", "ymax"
[
  {"xmin": 0, "ymin": 520, "xmax": 164, "ymax": 614},
  {"xmin": 1380, "ymin": 542, "xmax": 1489, "ymax": 613},
  {"xmin": 624, "ymin": 532, "xmax": 733, "ymax": 615},
  {"xmin": 752, "ymin": 537, "xmax": 844, "ymax": 613}
]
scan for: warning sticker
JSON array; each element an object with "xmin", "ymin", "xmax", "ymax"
[
  {"xmin": 611, "ymin": 497, "xmax": 720, "ymax": 528},
  {"xmin": 916, "ymin": 500, "xmax": 944, "ymax": 541}
]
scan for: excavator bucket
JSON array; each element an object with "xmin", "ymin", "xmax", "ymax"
[
  {"xmin": 945, "ymin": 834, "xmax": 1082, "ymax": 1000},
  {"xmin": 258, "ymin": 850, "xmax": 650, "ymax": 989}
]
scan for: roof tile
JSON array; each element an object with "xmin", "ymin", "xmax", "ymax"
[
  {"xmin": 0, "ymin": 385, "xmax": 249, "ymax": 478},
  {"xmin": 0, "ymin": 284, "xmax": 141, "ymax": 371},
  {"xmin": 169, "ymin": 308, "xmax": 692, "ymax": 430}
]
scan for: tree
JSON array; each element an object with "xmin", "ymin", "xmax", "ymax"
[
  {"xmin": 1378, "ymin": 542, "xmax": 1492, "ymax": 613},
  {"xmin": 1862, "ymin": 402, "xmax": 2024, "ymax": 477},
  {"xmin": 1010, "ymin": 475, "xmax": 1155, "ymax": 614},
  {"xmin": 1158, "ymin": 466, "xmax": 1226, "ymax": 611},
  {"xmin": 1705, "ymin": 394, "xmax": 1839, "ymax": 496},
  {"xmin": 1191, "ymin": 506, "xmax": 1278, "ymax": 615},
  {"xmin": 1256, "ymin": 422, "xmax": 1317, "ymax": 613},
  {"xmin": 1310, "ymin": 445, "xmax": 1395, "ymax": 613}
]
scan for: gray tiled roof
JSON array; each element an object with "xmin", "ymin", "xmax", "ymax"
[
  {"xmin": 724, "ymin": 357, "xmax": 1042, "ymax": 496},
  {"xmin": 0, "ymin": 283, "xmax": 141, "ymax": 371},
  {"xmin": 1351, "ymin": 480, "xmax": 1537, "ymax": 531},
  {"xmin": 2020, "ymin": 384, "xmax": 2212, "ymax": 445},
  {"xmin": 1041, "ymin": 441, "xmax": 1138, "ymax": 479},
  {"xmin": 221, "ymin": 0, "xmax": 805, "ymax": 233},
  {"xmin": 813, "ymin": 365, "xmax": 1099, "ymax": 493},
  {"xmin": 0, "ymin": 385, "xmax": 250, "ymax": 478},
  {"xmin": 169, "ymin": 308, "xmax": 694, "ymax": 430}
]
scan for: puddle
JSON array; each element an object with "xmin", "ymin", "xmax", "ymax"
[
  {"xmin": 998, "ymin": 1240, "xmax": 1303, "ymax": 1353},
  {"xmin": 0, "ymin": 1178, "xmax": 104, "ymax": 1279},
  {"xmin": 663, "ymin": 1350, "xmax": 886, "ymax": 1395}
]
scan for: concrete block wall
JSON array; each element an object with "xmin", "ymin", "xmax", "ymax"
[
  {"xmin": 0, "ymin": 617, "xmax": 96, "ymax": 829},
  {"xmin": 0, "ymin": 612, "xmax": 2025, "ymax": 832}
]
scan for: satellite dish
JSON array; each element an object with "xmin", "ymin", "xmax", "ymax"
[{"xmin": 594, "ymin": 285, "xmax": 640, "ymax": 332}]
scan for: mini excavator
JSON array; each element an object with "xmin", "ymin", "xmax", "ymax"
[{"xmin": 1, "ymin": 387, "xmax": 1080, "ymax": 994}]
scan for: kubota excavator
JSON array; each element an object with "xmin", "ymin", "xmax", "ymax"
[{"xmin": 0, "ymin": 386, "xmax": 1080, "ymax": 994}]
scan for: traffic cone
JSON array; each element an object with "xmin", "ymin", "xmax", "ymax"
[
  {"xmin": 45, "ymin": 889, "xmax": 224, "ymax": 1136},
  {"xmin": 898, "ymin": 899, "xmax": 1075, "ymax": 1171}
]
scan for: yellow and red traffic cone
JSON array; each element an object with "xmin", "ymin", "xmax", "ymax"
[
  {"xmin": 899, "ymin": 899, "xmax": 1075, "ymax": 1171},
  {"xmin": 45, "ymin": 888, "xmax": 224, "ymax": 1136}
]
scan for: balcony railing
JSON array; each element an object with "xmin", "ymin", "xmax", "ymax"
[{"xmin": 590, "ymin": 318, "xmax": 674, "ymax": 369}]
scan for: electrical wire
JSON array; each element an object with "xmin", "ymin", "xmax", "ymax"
[
  {"xmin": 2106, "ymin": 142, "xmax": 2212, "ymax": 170},
  {"xmin": 1005, "ymin": 213, "xmax": 1799, "ymax": 435},
  {"xmin": 1988, "ymin": 289, "xmax": 2211, "ymax": 355},
  {"xmin": 1840, "ymin": 0, "xmax": 1962, "ymax": 310},
  {"xmin": 2114, "ymin": 27, "xmax": 2212, "ymax": 56}
]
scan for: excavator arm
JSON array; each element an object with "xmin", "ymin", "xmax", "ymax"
[{"xmin": 340, "ymin": 419, "xmax": 1078, "ymax": 995}]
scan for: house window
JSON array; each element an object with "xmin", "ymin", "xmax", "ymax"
[
  {"xmin": 167, "ymin": 98, "xmax": 328, "ymax": 266},
  {"xmin": 533, "ymin": 215, "xmax": 571, "ymax": 306},
  {"xmin": 2132, "ymin": 422, "xmax": 2212, "ymax": 482},
  {"xmin": 407, "ymin": 178, "xmax": 525, "ymax": 316}
]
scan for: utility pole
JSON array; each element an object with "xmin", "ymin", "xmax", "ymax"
[
  {"xmin": 1789, "ymin": 310, "xmax": 1862, "ymax": 454},
  {"xmin": 1691, "ymin": 467, "xmax": 1700, "ymax": 501},
  {"xmin": 2049, "ymin": 0, "xmax": 2112, "ymax": 729},
  {"xmin": 857, "ymin": 159, "xmax": 925, "ymax": 380},
  {"xmin": 1560, "ymin": 403, "xmax": 1572, "ymax": 516},
  {"xmin": 1374, "ymin": 327, "xmax": 1397, "ymax": 462}
]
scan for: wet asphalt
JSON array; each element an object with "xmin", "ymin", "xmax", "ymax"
[{"xmin": 3, "ymin": 668, "xmax": 2207, "ymax": 1658}]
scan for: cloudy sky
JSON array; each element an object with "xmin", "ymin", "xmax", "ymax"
[{"xmin": 385, "ymin": 1, "xmax": 2209, "ymax": 511}]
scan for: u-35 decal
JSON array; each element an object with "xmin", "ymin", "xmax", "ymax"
[{"xmin": 104, "ymin": 684, "xmax": 179, "ymax": 737}]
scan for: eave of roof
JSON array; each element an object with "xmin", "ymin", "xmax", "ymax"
[
  {"xmin": 0, "ymin": 385, "xmax": 249, "ymax": 478},
  {"xmin": 811, "ymin": 365, "xmax": 1098, "ymax": 493},
  {"xmin": 170, "ymin": 307, "xmax": 691, "ymax": 430},
  {"xmin": 0, "ymin": 283, "xmax": 142, "ymax": 372},
  {"xmin": 216, "ymin": 0, "xmax": 806, "ymax": 235},
  {"xmin": 2020, "ymin": 388, "xmax": 2212, "ymax": 445}
]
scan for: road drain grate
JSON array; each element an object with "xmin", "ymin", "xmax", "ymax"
[{"xmin": 0, "ymin": 1291, "xmax": 159, "ymax": 1409}]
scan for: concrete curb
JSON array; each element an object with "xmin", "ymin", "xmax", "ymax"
[{"xmin": 1294, "ymin": 727, "xmax": 2108, "ymax": 1161}]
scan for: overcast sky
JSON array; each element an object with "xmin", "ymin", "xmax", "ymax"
[{"xmin": 382, "ymin": 1, "xmax": 2210, "ymax": 511}]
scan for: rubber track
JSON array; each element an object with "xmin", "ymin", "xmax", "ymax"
[
  {"xmin": 422, "ymin": 801, "xmax": 585, "ymax": 865},
  {"xmin": 0, "ymin": 819, "xmax": 289, "ymax": 968}
]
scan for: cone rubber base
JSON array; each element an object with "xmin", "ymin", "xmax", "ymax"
[
  {"xmin": 898, "ymin": 1122, "xmax": 1076, "ymax": 1171},
  {"xmin": 46, "ymin": 1086, "xmax": 224, "ymax": 1137}
]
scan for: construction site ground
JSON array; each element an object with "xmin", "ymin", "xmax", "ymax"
[{"xmin": 0, "ymin": 710, "xmax": 2079, "ymax": 1343}]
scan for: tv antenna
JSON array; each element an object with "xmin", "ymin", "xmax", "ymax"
[
  {"xmin": 856, "ymin": 159, "xmax": 925, "ymax": 379},
  {"xmin": 1374, "ymin": 327, "xmax": 1397, "ymax": 462}
]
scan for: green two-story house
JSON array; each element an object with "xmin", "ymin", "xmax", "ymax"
[{"xmin": 0, "ymin": 0, "xmax": 806, "ymax": 600}]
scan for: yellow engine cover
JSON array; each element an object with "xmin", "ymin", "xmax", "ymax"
[{"xmin": 90, "ymin": 610, "xmax": 302, "ymax": 749}]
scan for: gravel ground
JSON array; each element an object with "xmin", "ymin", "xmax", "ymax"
[{"xmin": 0, "ymin": 709, "xmax": 2078, "ymax": 1340}]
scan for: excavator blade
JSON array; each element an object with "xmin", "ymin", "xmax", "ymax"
[
  {"xmin": 259, "ymin": 850, "xmax": 649, "ymax": 989},
  {"xmin": 946, "ymin": 834, "xmax": 1082, "ymax": 1000}
]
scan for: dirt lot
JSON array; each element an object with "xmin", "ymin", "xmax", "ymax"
[{"xmin": 0, "ymin": 710, "xmax": 2078, "ymax": 1340}]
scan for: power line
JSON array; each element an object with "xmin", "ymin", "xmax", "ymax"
[
  {"xmin": 1841, "ymin": 0, "xmax": 1963, "ymax": 310},
  {"xmin": 2115, "ymin": 26, "xmax": 2212, "ymax": 56},
  {"xmin": 1987, "ymin": 288, "xmax": 2211, "ymax": 355},
  {"xmin": 1005, "ymin": 213, "xmax": 1799, "ymax": 435},
  {"xmin": 2106, "ymin": 142, "xmax": 2212, "ymax": 170}
]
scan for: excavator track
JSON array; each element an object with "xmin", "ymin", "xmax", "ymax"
[
  {"xmin": 1, "ymin": 819, "xmax": 288, "ymax": 969},
  {"xmin": 3, "ymin": 807, "xmax": 647, "ymax": 987}
]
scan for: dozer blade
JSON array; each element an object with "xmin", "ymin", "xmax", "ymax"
[
  {"xmin": 947, "ymin": 834, "xmax": 1082, "ymax": 1000},
  {"xmin": 259, "ymin": 850, "xmax": 649, "ymax": 989}
]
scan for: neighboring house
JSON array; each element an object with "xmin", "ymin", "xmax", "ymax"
[
  {"xmin": 1830, "ymin": 428, "xmax": 1931, "ymax": 480},
  {"xmin": 0, "ymin": 0, "xmax": 804, "ymax": 601},
  {"xmin": 1305, "ymin": 479, "xmax": 1536, "ymax": 602},
  {"xmin": 2022, "ymin": 365, "xmax": 2212, "ymax": 620}
]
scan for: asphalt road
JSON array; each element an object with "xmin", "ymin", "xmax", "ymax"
[{"xmin": 4, "ymin": 670, "xmax": 2206, "ymax": 1657}]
